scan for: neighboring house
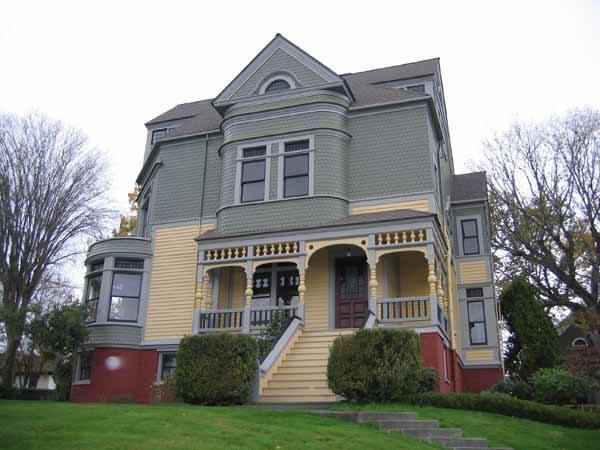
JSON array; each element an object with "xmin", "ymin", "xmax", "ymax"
[
  {"xmin": 558, "ymin": 315, "xmax": 598, "ymax": 351},
  {"xmin": 0, "ymin": 353, "xmax": 56, "ymax": 391},
  {"xmin": 71, "ymin": 34, "xmax": 503, "ymax": 404}
]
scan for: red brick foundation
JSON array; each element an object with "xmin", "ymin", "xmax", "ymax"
[
  {"xmin": 71, "ymin": 348, "xmax": 159, "ymax": 403},
  {"xmin": 420, "ymin": 332, "xmax": 452, "ymax": 392},
  {"xmin": 462, "ymin": 366, "xmax": 503, "ymax": 393}
]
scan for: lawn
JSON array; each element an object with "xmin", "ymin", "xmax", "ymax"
[
  {"xmin": 334, "ymin": 403, "xmax": 600, "ymax": 450},
  {"xmin": 0, "ymin": 400, "xmax": 438, "ymax": 450}
]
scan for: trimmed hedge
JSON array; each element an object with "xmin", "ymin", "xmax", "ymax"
[
  {"xmin": 531, "ymin": 368, "xmax": 596, "ymax": 405},
  {"xmin": 175, "ymin": 333, "xmax": 258, "ymax": 405},
  {"xmin": 401, "ymin": 392, "xmax": 600, "ymax": 429},
  {"xmin": 328, "ymin": 328, "xmax": 433, "ymax": 402}
]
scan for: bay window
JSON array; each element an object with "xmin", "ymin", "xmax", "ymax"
[
  {"xmin": 84, "ymin": 274, "xmax": 102, "ymax": 323},
  {"xmin": 108, "ymin": 272, "xmax": 142, "ymax": 322}
]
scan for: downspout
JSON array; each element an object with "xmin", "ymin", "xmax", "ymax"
[{"xmin": 193, "ymin": 134, "xmax": 211, "ymax": 315}]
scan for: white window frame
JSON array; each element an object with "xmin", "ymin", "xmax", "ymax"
[
  {"xmin": 277, "ymin": 135, "xmax": 315, "ymax": 200},
  {"xmin": 456, "ymin": 214, "xmax": 484, "ymax": 257},
  {"xmin": 235, "ymin": 142, "xmax": 272, "ymax": 205},
  {"xmin": 258, "ymin": 74, "xmax": 297, "ymax": 95},
  {"xmin": 156, "ymin": 351, "xmax": 177, "ymax": 384},
  {"xmin": 74, "ymin": 351, "xmax": 92, "ymax": 385},
  {"xmin": 571, "ymin": 337, "xmax": 588, "ymax": 348}
]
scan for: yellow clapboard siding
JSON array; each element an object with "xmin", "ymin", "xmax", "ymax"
[
  {"xmin": 459, "ymin": 259, "xmax": 489, "ymax": 284},
  {"xmin": 351, "ymin": 199, "xmax": 430, "ymax": 215},
  {"xmin": 144, "ymin": 225, "xmax": 200, "ymax": 341},
  {"xmin": 466, "ymin": 349, "xmax": 495, "ymax": 361},
  {"xmin": 305, "ymin": 249, "xmax": 329, "ymax": 329}
]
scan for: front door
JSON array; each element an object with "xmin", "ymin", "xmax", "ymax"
[{"xmin": 335, "ymin": 257, "xmax": 369, "ymax": 328}]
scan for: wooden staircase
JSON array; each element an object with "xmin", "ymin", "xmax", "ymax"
[{"xmin": 258, "ymin": 329, "xmax": 354, "ymax": 403}]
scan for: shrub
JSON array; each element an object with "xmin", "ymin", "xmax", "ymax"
[
  {"xmin": 401, "ymin": 392, "xmax": 600, "ymax": 429},
  {"xmin": 257, "ymin": 312, "xmax": 293, "ymax": 362},
  {"xmin": 327, "ymin": 328, "xmax": 423, "ymax": 402},
  {"xmin": 531, "ymin": 368, "xmax": 596, "ymax": 405},
  {"xmin": 175, "ymin": 333, "xmax": 258, "ymax": 405},
  {"xmin": 490, "ymin": 379, "xmax": 534, "ymax": 400},
  {"xmin": 416, "ymin": 368, "xmax": 439, "ymax": 394}
]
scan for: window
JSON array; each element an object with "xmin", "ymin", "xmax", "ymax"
[
  {"xmin": 108, "ymin": 273, "xmax": 142, "ymax": 322},
  {"xmin": 467, "ymin": 300, "xmax": 487, "ymax": 345},
  {"xmin": 84, "ymin": 274, "xmax": 102, "ymax": 323},
  {"xmin": 115, "ymin": 259, "xmax": 144, "ymax": 270},
  {"xmin": 241, "ymin": 146, "xmax": 267, "ymax": 203},
  {"xmin": 265, "ymin": 79, "xmax": 291, "ymax": 93},
  {"xmin": 405, "ymin": 84, "xmax": 425, "ymax": 93},
  {"xmin": 466, "ymin": 287, "xmax": 484, "ymax": 298},
  {"xmin": 461, "ymin": 219, "xmax": 480, "ymax": 255},
  {"xmin": 284, "ymin": 140, "xmax": 309, "ymax": 198},
  {"xmin": 90, "ymin": 260, "xmax": 104, "ymax": 272},
  {"xmin": 160, "ymin": 353, "xmax": 177, "ymax": 380},
  {"xmin": 139, "ymin": 190, "xmax": 152, "ymax": 238},
  {"xmin": 78, "ymin": 352, "xmax": 93, "ymax": 381},
  {"xmin": 151, "ymin": 127, "xmax": 172, "ymax": 144},
  {"xmin": 571, "ymin": 337, "xmax": 588, "ymax": 348}
]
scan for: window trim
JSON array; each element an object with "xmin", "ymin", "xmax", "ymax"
[
  {"xmin": 158, "ymin": 352, "xmax": 177, "ymax": 382},
  {"xmin": 258, "ymin": 74, "xmax": 297, "ymax": 95},
  {"xmin": 460, "ymin": 217, "xmax": 481, "ymax": 256},
  {"xmin": 107, "ymin": 271, "xmax": 142, "ymax": 323},
  {"xmin": 235, "ymin": 143, "xmax": 271, "ymax": 204},
  {"xmin": 75, "ymin": 351, "xmax": 93, "ymax": 384},
  {"xmin": 571, "ymin": 337, "xmax": 588, "ymax": 348},
  {"xmin": 277, "ymin": 135, "xmax": 314, "ymax": 199},
  {"xmin": 283, "ymin": 141, "xmax": 310, "ymax": 198},
  {"xmin": 84, "ymin": 273, "xmax": 102, "ymax": 324},
  {"xmin": 467, "ymin": 300, "xmax": 488, "ymax": 345}
]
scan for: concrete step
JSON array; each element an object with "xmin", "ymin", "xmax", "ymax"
[
  {"xmin": 258, "ymin": 394, "xmax": 336, "ymax": 403},
  {"xmin": 355, "ymin": 412, "xmax": 417, "ymax": 422},
  {"xmin": 262, "ymin": 386, "xmax": 333, "ymax": 396},
  {"xmin": 286, "ymin": 352, "xmax": 328, "ymax": 361},
  {"xmin": 292, "ymin": 346, "xmax": 330, "ymax": 354},
  {"xmin": 267, "ymin": 379, "xmax": 329, "ymax": 389},
  {"xmin": 376, "ymin": 419, "xmax": 439, "ymax": 430},
  {"xmin": 401, "ymin": 428, "xmax": 463, "ymax": 439},
  {"xmin": 428, "ymin": 437, "xmax": 488, "ymax": 448},
  {"xmin": 294, "ymin": 341, "xmax": 333, "ymax": 349}
]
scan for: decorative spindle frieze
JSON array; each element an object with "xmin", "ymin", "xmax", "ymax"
[
  {"xmin": 253, "ymin": 241, "xmax": 300, "ymax": 257},
  {"xmin": 374, "ymin": 229, "xmax": 427, "ymax": 246},
  {"xmin": 204, "ymin": 246, "xmax": 248, "ymax": 261}
]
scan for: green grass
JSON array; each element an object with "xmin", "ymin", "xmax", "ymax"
[
  {"xmin": 334, "ymin": 403, "xmax": 600, "ymax": 450},
  {"xmin": 0, "ymin": 400, "xmax": 438, "ymax": 450}
]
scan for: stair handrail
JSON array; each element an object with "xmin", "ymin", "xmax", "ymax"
[{"xmin": 259, "ymin": 316, "xmax": 303, "ymax": 376}]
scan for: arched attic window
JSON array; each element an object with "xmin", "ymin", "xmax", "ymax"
[
  {"xmin": 571, "ymin": 337, "xmax": 588, "ymax": 348},
  {"xmin": 264, "ymin": 79, "xmax": 291, "ymax": 93}
]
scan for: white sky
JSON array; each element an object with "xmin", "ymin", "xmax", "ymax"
[{"xmin": 1, "ymin": 0, "xmax": 599, "ymax": 290}]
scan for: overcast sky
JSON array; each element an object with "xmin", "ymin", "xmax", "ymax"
[{"xmin": 1, "ymin": 0, "xmax": 599, "ymax": 290}]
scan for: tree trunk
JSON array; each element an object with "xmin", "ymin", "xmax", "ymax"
[{"xmin": 1, "ymin": 331, "xmax": 21, "ymax": 393}]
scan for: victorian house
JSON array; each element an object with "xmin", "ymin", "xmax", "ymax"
[{"xmin": 71, "ymin": 35, "xmax": 503, "ymax": 403}]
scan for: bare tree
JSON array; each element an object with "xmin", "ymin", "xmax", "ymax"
[
  {"xmin": 482, "ymin": 108, "xmax": 600, "ymax": 333},
  {"xmin": 0, "ymin": 112, "xmax": 110, "ymax": 392}
]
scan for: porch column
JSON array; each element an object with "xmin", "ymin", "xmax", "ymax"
[
  {"xmin": 242, "ymin": 264, "xmax": 253, "ymax": 333},
  {"xmin": 367, "ymin": 244, "xmax": 378, "ymax": 315},
  {"xmin": 203, "ymin": 272, "xmax": 212, "ymax": 310},
  {"xmin": 427, "ymin": 257, "xmax": 439, "ymax": 325},
  {"xmin": 296, "ymin": 253, "xmax": 306, "ymax": 321}
]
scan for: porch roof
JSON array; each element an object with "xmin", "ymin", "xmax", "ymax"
[{"xmin": 197, "ymin": 209, "xmax": 435, "ymax": 242}]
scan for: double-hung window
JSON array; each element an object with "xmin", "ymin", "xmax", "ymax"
[
  {"xmin": 283, "ymin": 140, "xmax": 309, "ymax": 198},
  {"xmin": 160, "ymin": 353, "xmax": 177, "ymax": 380},
  {"xmin": 108, "ymin": 272, "xmax": 142, "ymax": 322},
  {"xmin": 461, "ymin": 219, "xmax": 480, "ymax": 255},
  {"xmin": 84, "ymin": 273, "xmax": 102, "ymax": 323},
  {"xmin": 78, "ymin": 352, "xmax": 93, "ymax": 381},
  {"xmin": 241, "ymin": 146, "xmax": 266, "ymax": 203},
  {"xmin": 467, "ymin": 300, "xmax": 487, "ymax": 345}
]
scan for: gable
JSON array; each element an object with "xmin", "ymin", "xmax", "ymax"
[{"xmin": 214, "ymin": 34, "xmax": 343, "ymax": 106}]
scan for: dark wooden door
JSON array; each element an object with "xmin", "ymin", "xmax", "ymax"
[{"xmin": 335, "ymin": 257, "xmax": 369, "ymax": 328}]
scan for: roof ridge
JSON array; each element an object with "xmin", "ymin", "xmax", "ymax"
[{"xmin": 342, "ymin": 57, "xmax": 440, "ymax": 77}]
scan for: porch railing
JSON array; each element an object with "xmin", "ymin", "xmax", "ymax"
[
  {"xmin": 198, "ymin": 305, "xmax": 299, "ymax": 332},
  {"xmin": 376, "ymin": 296, "xmax": 430, "ymax": 323},
  {"xmin": 250, "ymin": 305, "xmax": 298, "ymax": 329},
  {"xmin": 198, "ymin": 308, "xmax": 244, "ymax": 331}
]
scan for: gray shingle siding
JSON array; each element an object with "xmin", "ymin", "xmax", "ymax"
[
  {"xmin": 202, "ymin": 138, "xmax": 223, "ymax": 217},
  {"xmin": 314, "ymin": 133, "xmax": 348, "ymax": 198},
  {"xmin": 224, "ymin": 108, "xmax": 346, "ymax": 143},
  {"xmin": 220, "ymin": 146, "xmax": 238, "ymax": 207},
  {"xmin": 269, "ymin": 142, "xmax": 279, "ymax": 200},
  {"xmin": 87, "ymin": 324, "xmax": 143, "ymax": 347},
  {"xmin": 87, "ymin": 238, "xmax": 152, "ymax": 262},
  {"xmin": 216, "ymin": 197, "xmax": 348, "ymax": 234},
  {"xmin": 347, "ymin": 105, "xmax": 434, "ymax": 200},
  {"xmin": 231, "ymin": 48, "xmax": 327, "ymax": 99}
]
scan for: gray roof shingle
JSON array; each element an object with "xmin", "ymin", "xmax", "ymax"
[
  {"xmin": 342, "ymin": 58, "xmax": 439, "ymax": 85},
  {"xmin": 451, "ymin": 172, "xmax": 488, "ymax": 202}
]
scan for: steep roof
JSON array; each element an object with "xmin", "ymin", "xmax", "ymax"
[
  {"xmin": 342, "ymin": 58, "xmax": 439, "ymax": 85},
  {"xmin": 145, "ymin": 99, "xmax": 221, "ymax": 128},
  {"xmin": 451, "ymin": 172, "xmax": 488, "ymax": 203}
]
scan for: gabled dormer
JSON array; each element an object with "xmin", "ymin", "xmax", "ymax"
[{"xmin": 212, "ymin": 34, "xmax": 352, "ymax": 113}]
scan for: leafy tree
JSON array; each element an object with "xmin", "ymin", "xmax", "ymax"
[
  {"xmin": 500, "ymin": 277, "xmax": 561, "ymax": 379},
  {"xmin": 112, "ymin": 187, "xmax": 139, "ymax": 237},
  {"xmin": 30, "ymin": 302, "xmax": 89, "ymax": 400},
  {"xmin": 0, "ymin": 112, "xmax": 109, "ymax": 392},
  {"xmin": 482, "ymin": 108, "xmax": 600, "ymax": 335}
]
